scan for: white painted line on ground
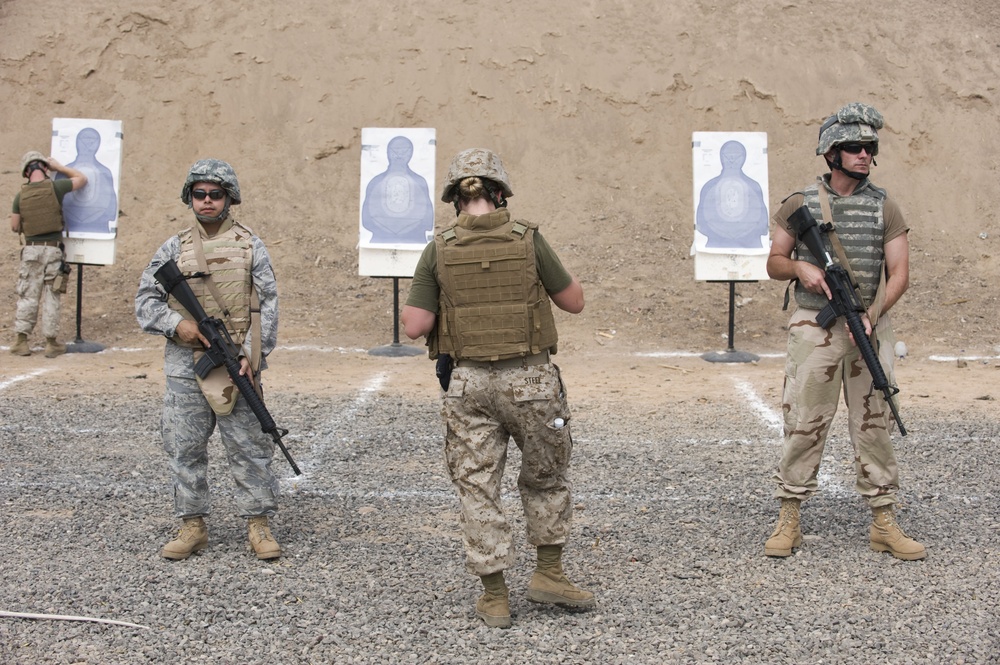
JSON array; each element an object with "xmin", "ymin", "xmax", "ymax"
[
  {"xmin": 103, "ymin": 345, "xmax": 372, "ymax": 354},
  {"xmin": 0, "ymin": 368, "xmax": 49, "ymax": 393},
  {"xmin": 634, "ymin": 351, "xmax": 704, "ymax": 358},
  {"xmin": 732, "ymin": 378, "xmax": 783, "ymax": 435},
  {"xmin": 285, "ymin": 372, "xmax": 389, "ymax": 484},
  {"xmin": 634, "ymin": 351, "xmax": 785, "ymax": 359},
  {"xmin": 731, "ymin": 376, "xmax": 850, "ymax": 496},
  {"xmin": 278, "ymin": 345, "xmax": 371, "ymax": 354}
]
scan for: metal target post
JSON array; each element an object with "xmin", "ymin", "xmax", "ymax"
[
  {"xmin": 367, "ymin": 276, "xmax": 424, "ymax": 357},
  {"xmin": 66, "ymin": 263, "xmax": 105, "ymax": 354},
  {"xmin": 701, "ymin": 280, "xmax": 759, "ymax": 363}
]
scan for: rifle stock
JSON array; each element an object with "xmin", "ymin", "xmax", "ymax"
[
  {"xmin": 788, "ymin": 206, "xmax": 907, "ymax": 436},
  {"xmin": 153, "ymin": 258, "xmax": 303, "ymax": 473}
]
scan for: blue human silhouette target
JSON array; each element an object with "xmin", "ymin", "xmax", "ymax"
[
  {"xmin": 360, "ymin": 134, "xmax": 434, "ymax": 246},
  {"xmin": 695, "ymin": 139, "xmax": 768, "ymax": 250},
  {"xmin": 55, "ymin": 126, "xmax": 119, "ymax": 235}
]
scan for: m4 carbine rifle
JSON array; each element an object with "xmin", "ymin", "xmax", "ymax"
[
  {"xmin": 154, "ymin": 258, "xmax": 303, "ymax": 474},
  {"xmin": 788, "ymin": 205, "xmax": 906, "ymax": 436}
]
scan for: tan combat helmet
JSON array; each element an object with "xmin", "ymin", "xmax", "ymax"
[
  {"xmin": 440, "ymin": 148, "xmax": 514, "ymax": 203},
  {"xmin": 20, "ymin": 151, "xmax": 49, "ymax": 178}
]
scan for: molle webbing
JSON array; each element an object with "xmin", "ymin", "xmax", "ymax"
[
  {"xmin": 435, "ymin": 213, "xmax": 558, "ymax": 362},
  {"xmin": 794, "ymin": 182, "xmax": 886, "ymax": 310},
  {"xmin": 18, "ymin": 181, "xmax": 64, "ymax": 236},
  {"xmin": 169, "ymin": 225, "xmax": 253, "ymax": 348}
]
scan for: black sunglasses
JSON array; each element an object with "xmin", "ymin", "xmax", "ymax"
[
  {"xmin": 839, "ymin": 142, "xmax": 878, "ymax": 156},
  {"xmin": 192, "ymin": 189, "xmax": 226, "ymax": 201}
]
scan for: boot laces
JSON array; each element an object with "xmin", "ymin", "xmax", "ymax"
[
  {"xmin": 250, "ymin": 521, "xmax": 273, "ymax": 542},
  {"xmin": 177, "ymin": 523, "xmax": 203, "ymax": 542}
]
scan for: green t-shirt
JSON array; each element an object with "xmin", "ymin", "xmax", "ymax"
[{"xmin": 405, "ymin": 228, "xmax": 573, "ymax": 314}]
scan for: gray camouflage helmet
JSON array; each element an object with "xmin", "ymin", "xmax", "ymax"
[
  {"xmin": 20, "ymin": 151, "xmax": 49, "ymax": 178},
  {"xmin": 181, "ymin": 158, "xmax": 242, "ymax": 205},
  {"xmin": 441, "ymin": 148, "xmax": 513, "ymax": 203},
  {"xmin": 816, "ymin": 103, "xmax": 884, "ymax": 155}
]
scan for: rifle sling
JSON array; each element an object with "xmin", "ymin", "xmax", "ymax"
[{"xmin": 191, "ymin": 225, "xmax": 264, "ymax": 392}]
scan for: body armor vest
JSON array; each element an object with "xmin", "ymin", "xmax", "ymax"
[
  {"xmin": 433, "ymin": 210, "xmax": 558, "ymax": 361},
  {"xmin": 18, "ymin": 180, "xmax": 64, "ymax": 236},
  {"xmin": 169, "ymin": 223, "xmax": 253, "ymax": 348},
  {"xmin": 794, "ymin": 179, "xmax": 886, "ymax": 310}
]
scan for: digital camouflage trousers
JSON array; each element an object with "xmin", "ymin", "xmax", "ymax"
[
  {"xmin": 442, "ymin": 362, "xmax": 575, "ymax": 576},
  {"xmin": 161, "ymin": 375, "xmax": 279, "ymax": 518}
]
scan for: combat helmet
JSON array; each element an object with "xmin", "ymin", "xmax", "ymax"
[
  {"xmin": 181, "ymin": 158, "xmax": 242, "ymax": 205},
  {"xmin": 20, "ymin": 151, "xmax": 49, "ymax": 178},
  {"xmin": 440, "ymin": 148, "xmax": 513, "ymax": 203},
  {"xmin": 816, "ymin": 102, "xmax": 883, "ymax": 155}
]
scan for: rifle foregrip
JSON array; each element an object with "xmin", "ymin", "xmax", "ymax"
[{"xmin": 227, "ymin": 363, "xmax": 277, "ymax": 433}]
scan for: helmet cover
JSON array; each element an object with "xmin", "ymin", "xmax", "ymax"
[
  {"xmin": 181, "ymin": 158, "xmax": 242, "ymax": 205},
  {"xmin": 20, "ymin": 151, "xmax": 49, "ymax": 178},
  {"xmin": 440, "ymin": 148, "xmax": 513, "ymax": 203},
  {"xmin": 816, "ymin": 103, "xmax": 884, "ymax": 155}
]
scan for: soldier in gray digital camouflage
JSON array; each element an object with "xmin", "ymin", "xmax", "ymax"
[
  {"xmin": 765, "ymin": 103, "xmax": 926, "ymax": 561},
  {"xmin": 402, "ymin": 148, "xmax": 595, "ymax": 628},
  {"xmin": 8, "ymin": 151, "xmax": 87, "ymax": 358},
  {"xmin": 135, "ymin": 158, "xmax": 283, "ymax": 561}
]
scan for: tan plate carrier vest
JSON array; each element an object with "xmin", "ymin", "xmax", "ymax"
[
  {"xmin": 433, "ymin": 214, "xmax": 558, "ymax": 362},
  {"xmin": 168, "ymin": 222, "xmax": 257, "ymax": 415},
  {"xmin": 18, "ymin": 180, "xmax": 64, "ymax": 236}
]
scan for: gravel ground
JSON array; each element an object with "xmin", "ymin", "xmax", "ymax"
[{"xmin": 0, "ymin": 354, "xmax": 997, "ymax": 664}]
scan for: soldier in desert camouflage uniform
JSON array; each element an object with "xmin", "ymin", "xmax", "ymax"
[
  {"xmin": 8, "ymin": 151, "xmax": 87, "ymax": 358},
  {"xmin": 765, "ymin": 103, "xmax": 925, "ymax": 561},
  {"xmin": 135, "ymin": 159, "xmax": 283, "ymax": 561},
  {"xmin": 402, "ymin": 148, "xmax": 594, "ymax": 628}
]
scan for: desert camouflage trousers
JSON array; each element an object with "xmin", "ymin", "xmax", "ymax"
[
  {"xmin": 442, "ymin": 362, "xmax": 574, "ymax": 576},
  {"xmin": 14, "ymin": 245, "xmax": 62, "ymax": 338},
  {"xmin": 161, "ymin": 375, "xmax": 279, "ymax": 518},
  {"xmin": 773, "ymin": 307, "xmax": 901, "ymax": 508}
]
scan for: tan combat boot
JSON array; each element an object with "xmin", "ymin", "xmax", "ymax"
[
  {"xmin": 10, "ymin": 333, "xmax": 30, "ymax": 356},
  {"xmin": 248, "ymin": 516, "xmax": 281, "ymax": 560},
  {"xmin": 476, "ymin": 571, "xmax": 511, "ymax": 628},
  {"xmin": 44, "ymin": 338, "xmax": 66, "ymax": 358},
  {"xmin": 764, "ymin": 498, "xmax": 802, "ymax": 557},
  {"xmin": 526, "ymin": 545, "xmax": 596, "ymax": 608},
  {"xmin": 870, "ymin": 505, "xmax": 927, "ymax": 560},
  {"xmin": 161, "ymin": 517, "xmax": 208, "ymax": 560}
]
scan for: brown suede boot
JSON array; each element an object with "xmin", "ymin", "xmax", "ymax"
[
  {"xmin": 526, "ymin": 545, "xmax": 595, "ymax": 608},
  {"xmin": 476, "ymin": 571, "xmax": 511, "ymax": 628},
  {"xmin": 764, "ymin": 498, "xmax": 802, "ymax": 557},
  {"xmin": 44, "ymin": 338, "xmax": 66, "ymax": 358},
  {"xmin": 870, "ymin": 505, "xmax": 927, "ymax": 560},
  {"xmin": 161, "ymin": 517, "xmax": 208, "ymax": 560},
  {"xmin": 248, "ymin": 516, "xmax": 281, "ymax": 560},
  {"xmin": 10, "ymin": 333, "xmax": 30, "ymax": 356}
]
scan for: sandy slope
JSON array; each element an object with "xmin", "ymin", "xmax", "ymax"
[{"xmin": 1, "ymin": 0, "xmax": 998, "ymax": 357}]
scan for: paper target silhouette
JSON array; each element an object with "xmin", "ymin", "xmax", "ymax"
[
  {"xmin": 55, "ymin": 126, "xmax": 119, "ymax": 235},
  {"xmin": 695, "ymin": 139, "xmax": 768, "ymax": 250},
  {"xmin": 360, "ymin": 135, "xmax": 434, "ymax": 245}
]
